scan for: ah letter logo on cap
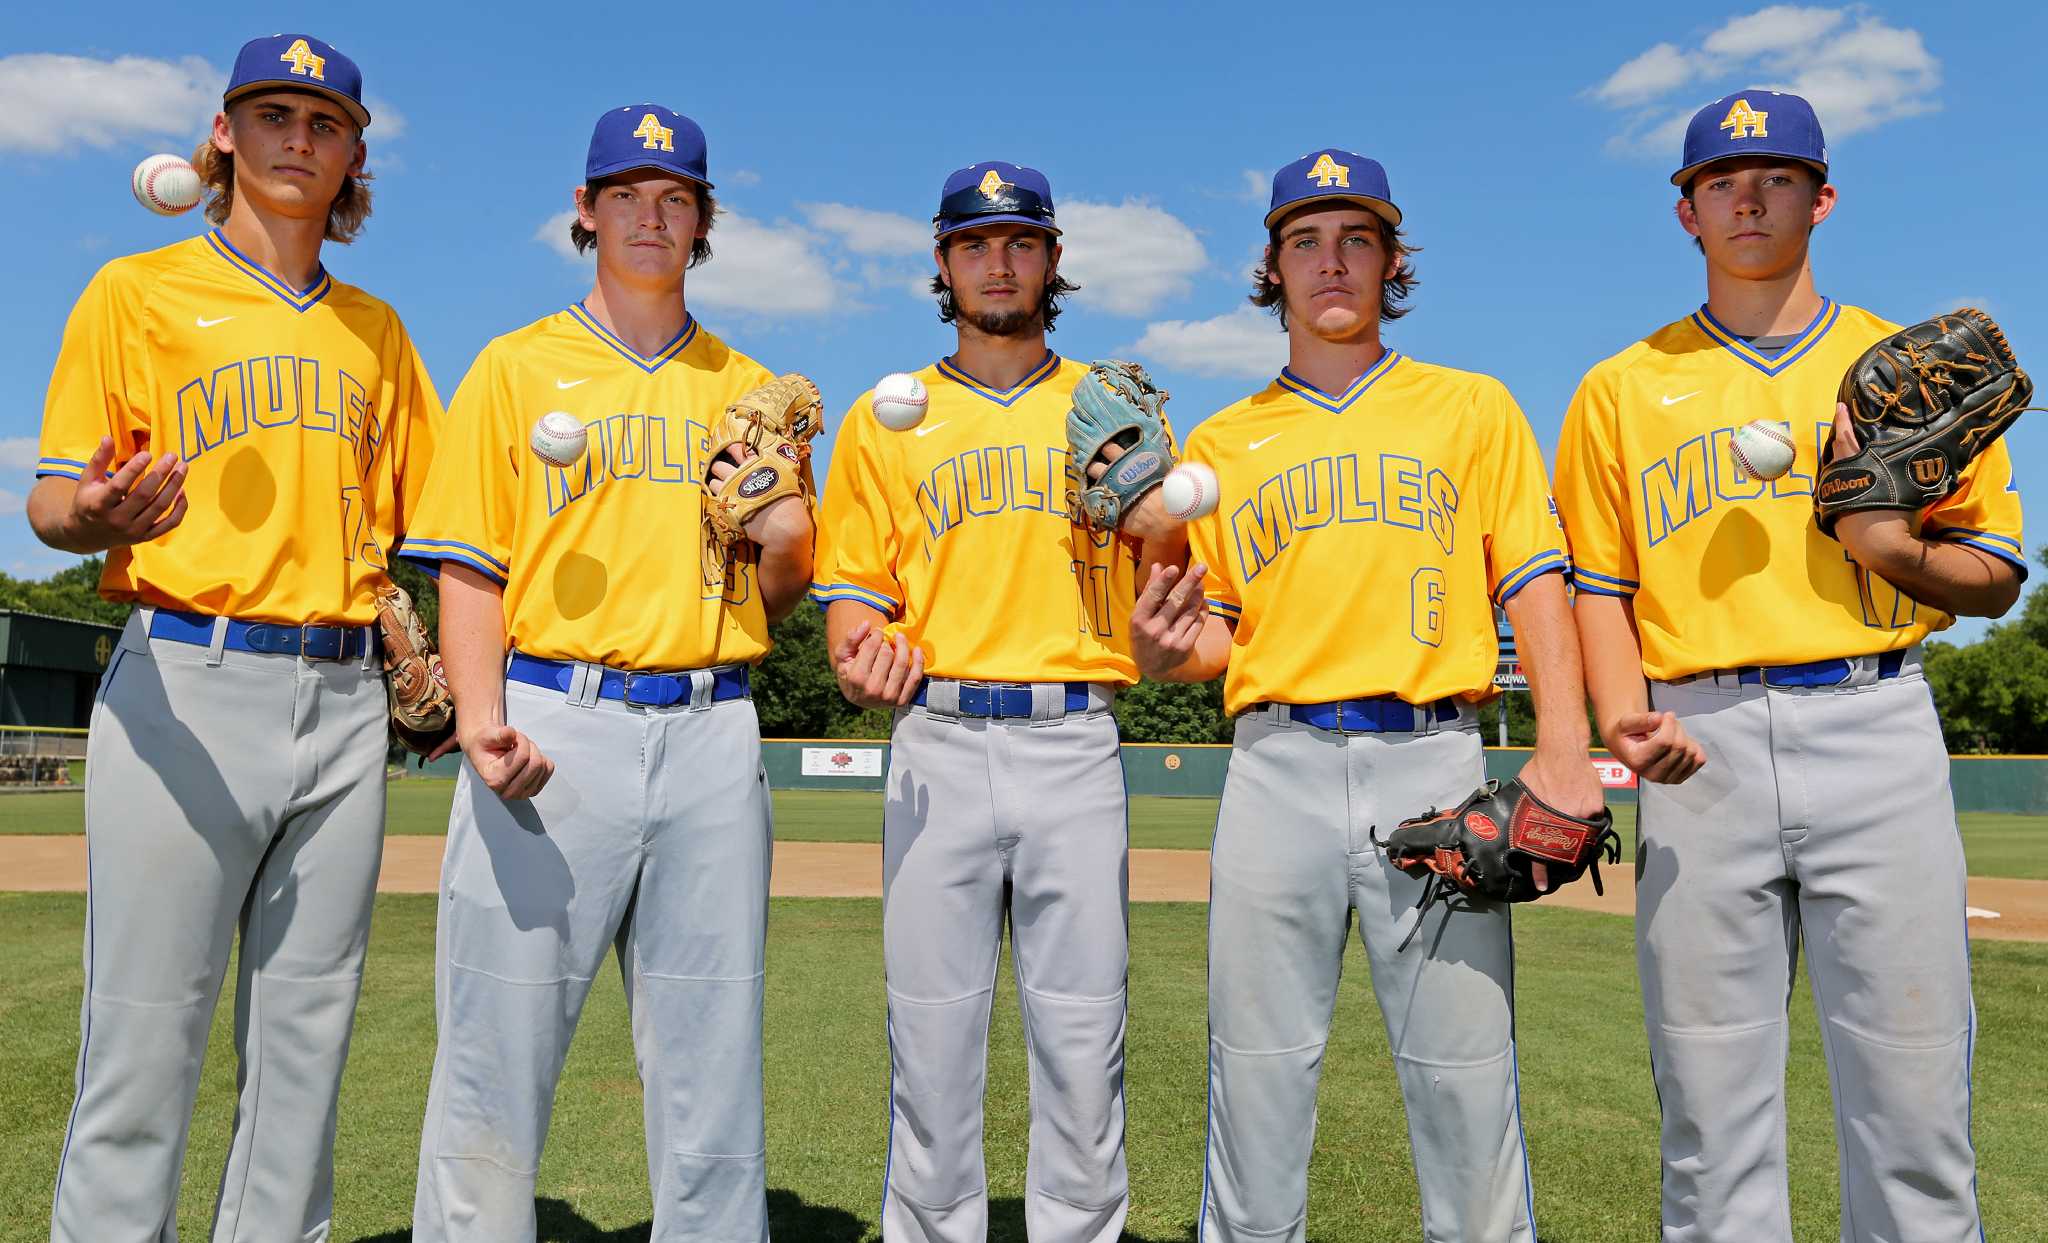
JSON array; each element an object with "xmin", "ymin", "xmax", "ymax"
[
  {"xmin": 1306, "ymin": 153, "xmax": 1350, "ymax": 188},
  {"xmin": 279, "ymin": 38, "xmax": 326, "ymax": 81},
  {"xmin": 1721, "ymin": 98, "xmax": 1768, "ymax": 140},
  {"xmin": 634, "ymin": 114, "xmax": 675, "ymax": 153}
]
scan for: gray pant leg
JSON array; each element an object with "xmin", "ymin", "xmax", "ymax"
[
  {"xmin": 996, "ymin": 713, "xmax": 1130, "ymax": 1242},
  {"xmin": 413, "ymin": 683, "xmax": 648, "ymax": 1241},
  {"xmin": 52, "ymin": 617, "xmax": 385, "ymax": 1243},
  {"xmin": 880, "ymin": 710, "xmax": 1011, "ymax": 1242},
  {"xmin": 1774, "ymin": 677, "xmax": 1982, "ymax": 1242},
  {"xmin": 627, "ymin": 699, "xmax": 772, "ymax": 1242},
  {"xmin": 1203, "ymin": 717, "xmax": 1532, "ymax": 1243},
  {"xmin": 1638, "ymin": 681, "xmax": 1801, "ymax": 1243}
]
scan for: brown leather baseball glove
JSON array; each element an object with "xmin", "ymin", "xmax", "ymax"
[
  {"xmin": 704, "ymin": 373, "xmax": 825, "ymax": 555},
  {"xmin": 373, "ymin": 580, "xmax": 454, "ymax": 756}
]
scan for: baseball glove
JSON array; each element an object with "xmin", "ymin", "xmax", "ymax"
[
  {"xmin": 372, "ymin": 580, "xmax": 455, "ymax": 757},
  {"xmin": 1372, "ymin": 778, "xmax": 1620, "ymax": 950},
  {"xmin": 1816, "ymin": 308, "xmax": 2037, "ymax": 537},
  {"xmin": 704, "ymin": 373, "xmax": 825, "ymax": 554},
  {"xmin": 1065, "ymin": 359, "xmax": 1176, "ymax": 530}
]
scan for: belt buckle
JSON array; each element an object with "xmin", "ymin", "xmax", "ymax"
[
  {"xmin": 621, "ymin": 670, "xmax": 679, "ymax": 707},
  {"xmin": 957, "ymin": 683, "xmax": 994, "ymax": 717},
  {"xmin": 299, "ymin": 625, "xmax": 346, "ymax": 662}
]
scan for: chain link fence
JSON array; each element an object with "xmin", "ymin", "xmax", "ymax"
[{"xmin": 0, "ymin": 726, "xmax": 87, "ymax": 789}]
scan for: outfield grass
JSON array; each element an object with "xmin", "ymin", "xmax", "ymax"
[
  {"xmin": 4, "ymin": 784, "xmax": 2045, "ymax": 878},
  {"xmin": 2, "ymin": 893, "xmax": 2042, "ymax": 1241}
]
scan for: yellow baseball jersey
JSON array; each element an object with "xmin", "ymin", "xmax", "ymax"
[
  {"xmin": 812, "ymin": 353, "xmax": 1151, "ymax": 684},
  {"xmin": 398, "ymin": 306, "xmax": 775, "ymax": 669},
  {"xmin": 1185, "ymin": 352, "xmax": 1568, "ymax": 715},
  {"xmin": 1553, "ymin": 299, "xmax": 2025, "ymax": 681},
  {"xmin": 37, "ymin": 231, "xmax": 440, "ymax": 625}
]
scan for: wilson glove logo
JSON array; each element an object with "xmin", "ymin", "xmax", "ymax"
[
  {"xmin": 1910, "ymin": 452, "xmax": 1948, "ymax": 487},
  {"xmin": 1819, "ymin": 471, "xmax": 1873, "ymax": 500},
  {"xmin": 1113, "ymin": 451, "xmax": 1162, "ymax": 487}
]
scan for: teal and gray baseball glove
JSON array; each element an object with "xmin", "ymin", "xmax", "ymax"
[{"xmin": 1065, "ymin": 359, "xmax": 1176, "ymax": 530}]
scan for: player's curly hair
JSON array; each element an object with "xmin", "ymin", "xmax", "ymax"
[
  {"xmin": 190, "ymin": 138, "xmax": 372, "ymax": 244},
  {"xmin": 1249, "ymin": 212, "xmax": 1418, "ymax": 326},
  {"xmin": 571, "ymin": 180, "xmax": 716, "ymax": 268}
]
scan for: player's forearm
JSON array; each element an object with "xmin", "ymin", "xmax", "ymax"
[
  {"xmin": 27, "ymin": 478, "xmax": 97, "ymax": 553},
  {"xmin": 1839, "ymin": 515, "xmax": 2022, "ymax": 618},
  {"xmin": 1149, "ymin": 615, "xmax": 1233, "ymax": 683},
  {"xmin": 1502, "ymin": 573, "xmax": 1591, "ymax": 756},
  {"xmin": 438, "ymin": 564, "xmax": 511, "ymax": 736},
  {"xmin": 754, "ymin": 540, "xmax": 815, "ymax": 624},
  {"xmin": 1572, "ymin": 592, "xmax": 1652, "ymax": 747},
  {"xmin": 824, "ymin": 599, "xmax": 889, "ymax": 655}
]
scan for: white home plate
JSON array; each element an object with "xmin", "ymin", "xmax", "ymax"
[{"xmin": 1966, "ymin": 906, "xmax": 2002, "ymax": 920}]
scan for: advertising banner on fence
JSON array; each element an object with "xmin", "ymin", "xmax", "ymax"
[
  {"xmin": 1592, "ymin": 758, "xmax": 1638, "ymax": 789},
  {"xmin": 800, "ymin": 746, "xmax": 884, "ymax": 778}
]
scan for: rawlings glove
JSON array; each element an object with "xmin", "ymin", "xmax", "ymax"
[
  {"xmin": 372, "ymin": 580, "xmax": 455, "ymax": 757},
  {"xmin": 1065, "ymin": 359, "xmax": 1176, "ymax": 530},
  {"xmin": 1816, "ymin": 308, "xmax": 2037, "ymax": 537},
  {"xmin": 704, "ymin": 374, "xmax": 825, "ymax": 554},
  {"xmin": 1372, "ymin": 778, "xmax": 1620, "ymax": 950}
]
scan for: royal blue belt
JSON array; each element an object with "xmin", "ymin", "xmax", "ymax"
[
  {"xmin": 149, "ymin": 609, "xmax": 371, "ymax": 661},
  {"xmin": 913, "ymin": 679, "xmax": 1092, "ymax": 718},
  {"xmin": 1732, "ymin": 650, "xmax": 1907, "ymax": 688},
  {"xmin": 506, "ymin": 652, "xmax": 750, "ymax": 707},
  {"xmin": 1280, "ymin": 696, "xmax": 1460, "ymax": 733}
]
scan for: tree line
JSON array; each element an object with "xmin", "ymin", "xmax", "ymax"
[{"xmin": 4, "ymin": 553, "xmax": 2037, "ymax": 753}]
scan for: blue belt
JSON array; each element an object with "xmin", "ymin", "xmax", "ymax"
[
  {"xmin": 1281, "ymin": 696, "xmax": 1460, "ymax": 733},
  {"xmin": 913, "ymin": 679, "xmax": 1093, "ymax": 718},
  {"xmin": 149, "ymin": 609, "xmax": 370, "ymax": 661},
  {"xmin": 506, "ymin": 652, "xmax": 750, "ymax": 708},
  {"xmin": 1733, "ymin": 650, "xmax": 1907, "ymax": 688}
]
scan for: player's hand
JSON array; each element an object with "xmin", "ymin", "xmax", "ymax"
[
  {"xmin": 65, "ymin": 437, "xmax": 189, "ymax": 551},
  {"xmin": 1604, "ymin": 710, "xmax": 1706, "ymax": 785},
  {"xmin": 1827, "ymin": 401, "xmax": 1858, "ymax": 461},
  {"xmin": 833, "ymin": 618, "xmax": 924, "ymax": 710},
  {"xmin": 709, "ymin": 446, "xmax": 814, "ymax": 553},
  {"xmin": 1086, "ymin": 441, "xmax": 1184, "ymax": 543},
  {"xmin": 1824, "ymin": 403, "xmax": 1921, "ymax": 567},
  {"xmin": 463, "ymin": 722, "xmax": 555, "ymax": 800},
  {"xmin": 1131, "ymin": 562, "xmax": 1209, "ymax": 679},
  {"xmin": 1515, "ymin": 746, "xmax": 1608, "ymax": 892}
]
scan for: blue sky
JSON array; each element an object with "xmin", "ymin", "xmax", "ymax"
[{"xmin": 4, "ymin": 1, "xmax": 2045, "ymax": 640}]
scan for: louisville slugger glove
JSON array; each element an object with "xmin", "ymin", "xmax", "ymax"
[
  {"xmin": 372, "ymin": 580, "xmax": 455, "ymax": 757},
  {"xmin": 1816, "ymin": 308, "xmax": 2037, "ymax": 537},
  {"xmin": 1065, "ymin": 359, "xmax": 1176, "ymax": 530},
  {"xmin": 1372, "ymin": 778, "xmax": 1621, "ymax": 950},
  {"xmin": 704, "ymin": 373, "xmax": 825, "ymax": 555}
]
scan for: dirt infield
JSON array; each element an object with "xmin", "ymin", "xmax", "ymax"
[{"xmin": 6, "ymin": 834, "xmax": 2045, "ymax": 940}]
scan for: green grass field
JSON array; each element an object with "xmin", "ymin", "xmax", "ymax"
[
  {"xmin": 2, "ymin": 892, "xmax": 2043, "ymax": 1242},
  {"xmin": 3, "ymin": 784, "xmax": 2045, "ymax": 876}
]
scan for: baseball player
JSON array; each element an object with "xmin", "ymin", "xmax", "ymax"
[
  {"xmin": 27, "ymin": 34, "xmax": 439, "ymax": 1241},
  {"xmin": 1133, "ymin": 149, "xmax": 1603, "ymax": 1243},
  {"xmin": 1553, "ymin": 91, "xmax": 2021, "ymax": 1241},
  {"xmin": 813, "ymin": 161, "xmax": 1177, "ymax": 1242},
  {"xmin": 398, "ymin": 104, "xmax": 808, "ymax": 1242}
]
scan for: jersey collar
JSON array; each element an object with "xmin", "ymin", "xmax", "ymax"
[
  {"xmin": 566, "ymin": 302, "xmax": 699, "ymax": 373},
  {"xmin": 205, "ymin": 229, "xmax": 332, "ymax": 312},
  {"xmin": 1276, "ymin": 349, "xmax": 1402, "ymax": 414},
  {"xmin": 1691, "ymin": 297, "xmax": 1839, "ymax": 377},
  {"xmin": 934, "ymin": 350, "xmax": 1060, "ymax": 408}
]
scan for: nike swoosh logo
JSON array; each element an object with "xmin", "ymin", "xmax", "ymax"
[
  {"xmin": 555, "ymin": 377, "xmax": 590, "ymax": 390},
  {"xmin": 195, "ymin": 315, "xmax": 235, "ymax": 328},
  {"xmin": 1248, "ymin": 433, "xmax": 1283, "ymax": 451},
  {"xmin": 1661, "ymin": 391, "xmax": 1702, "ymax": 406},
  {"xmin": 913, "ymin": 421, "xmax": 950, "ymax": 438}
]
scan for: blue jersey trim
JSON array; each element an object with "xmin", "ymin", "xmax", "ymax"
[
  {"xmin": 399, "ymin": 537, "xmax": 508, "ymax": 573},
  {"xmin": 1571, "ymin": 566, "xmax": 1640, "ymax": 591},
  {"xmin": 1207, "ymin": 598, "xmax": 1243, "ymax": 619},
  {"xmin": 205, "ymin": 229, "xmax": 332, "ymax": 312},
  {"xmin": 1276, "ymin": 350, "xmax": 1402, "ymax": 414},
  {"xmin": 1691, "ymin": 297, "xmax": 1838, "ymax": 376},
  {"xmin": 1930, "ymin": 526, "xmax": 2023, "ymax": 558},
  {"xmin": 1570, "ymin": 578, "xmax": 1634, "ymax": 599},
  {"xmin": 810, "ymin": 582, "xmax": 901, "ymax": 616},
  {"xmin": 933, "ymin": 350, "xmax": 1060, "ymax": 408},
  {"xmin": 36, "ymin": 457, "xmax": 87, "ymax": 480},
  {"xmin": 397, "ymin": 545, "xmax": 508, "ymax": 586},
  {"xmin": 1940, "ymin": 535, "xmax": 2029, "ymax": 579},
  {"xmin": 1493, "ymin": 551, "xmax": 1569, "ymax": 604},
  {"xmin": 566, "ymin": 303, "xmax": 698, "ymax": 373}
]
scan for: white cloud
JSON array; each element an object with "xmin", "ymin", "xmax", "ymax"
[
  {"xmin": 688, "ymin": 210, "xmax": 850, "ymax": 316},
  {"xmin": 0, "ymin": 488, "xmax": 22, "ymax": 511},
  {"xmin": 0, "ymin": 52, "xmax": 220, "ymax": 153},
  {"xmin": 1117, "ymin": 306, "xmax": 1287, "ymax": 380},
  {"xmin": 1592, "ymin": 8, "xmax": 1941, "ymax": 157},
  {"xmin": 534, "ymin": 209, "xmax": 584, "ymax": 263},
  {"xmin": 0, "ymin": 437, "xmax": 40, "ymax": 469},
  {"xmin": 800, "ymin": 203, "xmax": 929, "ymax": 256},
  {"xmin": 1056, "ymin": 199, "xmax": 1208, "ymax": 317},
  {"xmin": 1239, "ymin": 169, "xmax": 1267, "ymax": 204},
  {"xmin": 364, "ymin": 98, "xmax": 405, "ymax": 140},
  {"xmin": 726, "ymin": 169, "xmax": 762, "ymax": 187}
]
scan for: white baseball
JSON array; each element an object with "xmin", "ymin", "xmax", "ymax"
[
  {"xmin": 1729, "ymin": 419, "xmax": 1796, "ymax": 481},
  {"xmin": 529, "ymin": 411, "xmax": 589, "ymax": 467},
  {"xmin": 1160, "ymin": 462, "xmax": 1219, "ymax": 521},
  {"xmin": 131, "ymin": 154, "xmax": 202, "ymax": 217},
  {"xmin": 870, "ymin": 372, "xmax": 929, "ymax": 431}
]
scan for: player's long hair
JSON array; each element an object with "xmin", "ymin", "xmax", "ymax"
[
  {"xmin": 571, "ymin": 182, "xmax": 716, "ymax": 267},
  {"xmin": 190, "ymin": 139, "xmax": 372, "ymax": 245},
  {"xmin": 1250, "ymin": 213, "xmax": 1417, "ymax": 326}
]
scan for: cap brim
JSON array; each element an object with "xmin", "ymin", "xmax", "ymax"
[
  {"xmin": 1263, "ymin": 193, "xmax": 1402, "ymax": 230},
  {"xmin": 934, "ymin": 213, "xmax": 1061, "ymax": 239},
  {"xmin": 584, "ymin": 158, "xmax": 714, "ymax": 189},
  {"xmin": 224, "ymin": 81, "xmax": 371, "ymax": 129},
  {"xmin": 1670, "ymin": 153, "xmax": 1828, "ymax": 187}
]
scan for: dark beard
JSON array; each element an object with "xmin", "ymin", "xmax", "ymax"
[{"xmin": 961, "ymin": 303, "xmax": 1042, "ymax": 337}]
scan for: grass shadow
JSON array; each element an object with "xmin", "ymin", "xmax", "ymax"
[{"xmin": 353, "ymin": 1189, "xmax": 868, "ymax": 1242}]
